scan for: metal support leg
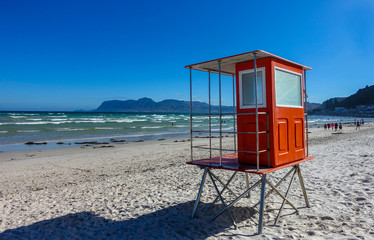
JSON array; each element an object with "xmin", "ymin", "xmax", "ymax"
[
  {"xmin": 209, "ymin": 171, "xmax": 238, "ymax": 199},
  {"xmin": 245, "ymin": 173, "xmax": 251, "ymax": 198},
  {"xmin": 192, "ymin": 167, "xmax": 208, "ymax": 218},
  {"xmin": 265, "ymin": 166, "xmax": 296, "ymax": 197},
  {"xmin": 210, "ymin": 171, "xmax": 237, "ymax": 208},
  {"xmin": 297, "ymin": 165, "xmax": 310, "ymax": 207},
  {"xmin": 274, "ymin": 169, "xmax": 298, "ymax": 225},
  {"xmin": 258, "ymin": 174, "xmax": 267, "ymax": 234},
  {"xmin": 265, "ymin": 179, "xmax": 299, "ymax": 213},
  {"xmin": 210, "ymin": 177, "xmax": 262, "ymax": 222},
  {"xmin": 253, "ymin": 166, "xmax": 296, "ymax": 208},
  {"xmin": 208, "ymin": 170, "xmax": 237, "ymax": 228}
]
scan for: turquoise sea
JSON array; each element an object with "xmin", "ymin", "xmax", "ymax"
[
  {"xmin": 0, "ymin": 111, "xmax": 372, "ymax": 152},
  {"xmin": 0, "ymin": 112, "xmax": 234, "ymax": 151}
]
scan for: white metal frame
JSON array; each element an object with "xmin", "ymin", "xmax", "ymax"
[
  {"xmin": 274, "ymin": 66, "xmax": 303, "ymax": 108},
  {"xmin": 189, "ymin": 53, "xmax": 269, "ymax": 170},
  {"xmin": 191, "ymin": 164, "xmax": 310, "ymax": 234},
  {"xmin": 238, "ymin": 67, "xmax": 266, "ymax": 109}
]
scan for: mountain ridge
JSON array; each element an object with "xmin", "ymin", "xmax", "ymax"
[
  {"xmin": 95, "ymin": 97, "xmax": 235, "ymax": 113},
  {"xmin": 311, "ymin": 85, "xmax": 374, "ymax": 117},
  {"xmin": 95, "ymin": 98, "xmax": 324, "ymax": 114}
]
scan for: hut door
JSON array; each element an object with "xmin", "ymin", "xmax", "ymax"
[{"xmin": 274, "ymin": 67, "xmax": 305, "ymax": 164}]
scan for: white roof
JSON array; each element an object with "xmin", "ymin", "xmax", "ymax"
[{"xmin": 185, "ymin": 50, "xmax": 312, "ymax": 76}]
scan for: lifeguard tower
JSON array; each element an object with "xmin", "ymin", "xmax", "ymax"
[{"xmin": 186, "ymin": 50, "xmax": 313, "ymax": 234}]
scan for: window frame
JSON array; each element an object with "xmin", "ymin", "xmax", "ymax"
[
  {"xmin": 274, "ymin": 67, "xmax": 303, "ymax": 108},
  {"xmin": 238, "ymin": 67, "xmax": 266, "ymax": 109}
]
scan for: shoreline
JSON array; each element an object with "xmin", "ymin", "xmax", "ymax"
[
  {"xmin": 0, "ymin": 131, "xmax": 192, "ymax": 152},
  {"xmin": 1, "ymin": 111, "xmax": 374, "ymax": 153},
  {"xmin": 1, "ymin": 119, "xmax": 371, "ymax": 153}
]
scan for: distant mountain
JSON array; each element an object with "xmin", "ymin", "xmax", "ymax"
[
  {"xmin": 311, "ymin": 85, "xmax": 374, "ymax": 117},
  {"xmin": 314, "ymin": 97, "xmax": 346, "ymax": 111},
  {"xmin": 95, "ymin": 97, "xmax": 235, "ymax": 113},
  {"xmin": 337, "ymin": 85, "xmax": 374, "ymax": 108},
  {"xmin": 306, "ymin": 102, "xmax": 321, "ymax": 112},
  {"xmin": 96, "ymin": 97, "xmax": 323, "ymax": 113}
]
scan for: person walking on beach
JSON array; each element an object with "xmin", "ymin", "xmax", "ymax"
[
  {"xmin": 331, "ymin": 123, "xmax": 335, "ymax": 130},
  {"xmin": 356, "ymin": 121, "xmax": 360, "ymax": 130},
  {"xmin": 324, "ymin": 124, "xmax": 327, "ymax": 130},
  {"xmin": 339, "ymin": 122, "xmax": 342, "ymax": 131},
  {"xmin": 327, "ymin": 123, "xmax": 330, "ymax": 130}
]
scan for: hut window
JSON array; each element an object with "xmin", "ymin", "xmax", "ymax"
[
  {"xmin": 239, "ymin": 67, "xmax": 266, "ymax": 109},
  {"xmin": 275, "ymin": 68, "xmax": 302, "ymax": 107}
]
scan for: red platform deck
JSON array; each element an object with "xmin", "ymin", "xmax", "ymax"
[{"xmin": 187, "ymin": 154, "xmax": 314, "ymax": 175}]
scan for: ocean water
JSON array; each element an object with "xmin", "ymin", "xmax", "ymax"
[
  {"xmin": 0, "ymin": 112, "xmax": 372, "ymax": 152},
  {"xmin": 0, "ymin": 112, "xmax": 234, "ymax": 151}
]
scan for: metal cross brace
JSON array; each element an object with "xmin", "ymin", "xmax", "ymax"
[
  {"xmin": 209, "ymin": 171, "xmax": 238, "ymax": 209},
  {"xmin": 191, "ymin": 168, "xmax": 238, "ymax": 228},
  {"xmin": 207, "ymin": 170, "xmax": 237, "ymax": 228},
  {"xmin": 191, "ymin": 164, "xmax": 310, "ymax": 235},
  {"xmin": 254, "ymin": 165, "xmax": 310, "ymax": 230}
]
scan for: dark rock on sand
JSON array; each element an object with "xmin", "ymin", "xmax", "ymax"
[
  {"xmin": 110, "ymin": 139, "xmax": 127, "ymax": 143},
  {"xmin": 25, "ymin": 142, "xmax": 47, "ymax": 145},
  {"xmin": 75, "ymin": 141, "xmax": 109, "ymax": 145},
  {"xmin": 93, "ymin": 145, "xmax": 115, "ymax": 149}
]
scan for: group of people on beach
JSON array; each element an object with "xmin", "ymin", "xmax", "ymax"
[
  {"xmin": 324, "ymin": 119, "xmax": 365, "ymax": 131},
  {"xmin": 324, "ymin": 122, "xmax": 343, "ymax": 131}
]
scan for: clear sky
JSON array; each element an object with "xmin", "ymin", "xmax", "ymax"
[{"xmin": 1, "ymin": 0, "xmax": 373, "ymax": 111}]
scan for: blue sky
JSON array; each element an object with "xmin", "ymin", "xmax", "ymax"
[{"xmin": 0, "ymin": 0, "xmax": 373, "ymax": 111}]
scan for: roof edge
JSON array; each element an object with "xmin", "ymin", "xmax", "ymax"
[{"xmin": 185, "ymin": 50, "xmax": 312, "ymax": 71}]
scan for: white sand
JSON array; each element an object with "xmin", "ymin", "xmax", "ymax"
[{"xmin": 1, "ymin": 123, "xmax": 374, "ymax": 239}]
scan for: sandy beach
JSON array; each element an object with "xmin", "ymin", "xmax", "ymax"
[{"xmin": 1, "ymin": 123, "xmax": 374, "ymax": 239}]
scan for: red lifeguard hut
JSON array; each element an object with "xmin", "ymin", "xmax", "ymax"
[
  {"xmin": 235, "ymin": 52, "xmax": 310, "ymax": 167},
  {"xmin": 186, "ymin": 50, "xmax": 313, "ymax": 234},
  {"xmin": 186, "ymin": 50, "xmax": 311, "ymax": 168}
]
